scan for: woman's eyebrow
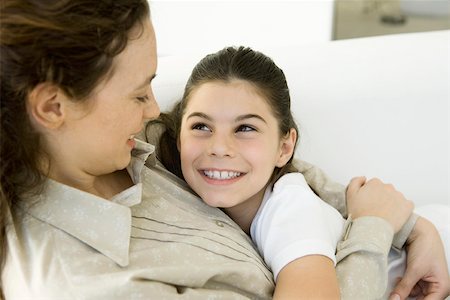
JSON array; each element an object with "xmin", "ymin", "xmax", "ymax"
[{"xmin": 133, "ymin": 73, "xmax": 157, "ymax": 91}]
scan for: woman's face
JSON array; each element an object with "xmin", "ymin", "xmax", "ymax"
[{"xmin": 49, "ymin": 20, "xmax": 159, "ymax": 179}]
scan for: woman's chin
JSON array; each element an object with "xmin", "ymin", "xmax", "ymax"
[{"xmin": 115, "ymin": 154, "xmax": 132, "ymax": 171}]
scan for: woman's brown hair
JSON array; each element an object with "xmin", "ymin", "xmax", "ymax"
[{"xmin": 0, "ymin": 0, "xmax": 149, "ymax": 296}]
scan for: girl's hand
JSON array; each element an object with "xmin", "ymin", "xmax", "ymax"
[{"xmin": 346, "ymin": 176, "xmax": 414, "ymax": 233}]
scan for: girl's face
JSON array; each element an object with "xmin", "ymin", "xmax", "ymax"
[
  {"xmin": 48, "ymin": 20, "xmax": 159, "ymax": 180},
  {"xmin": 179, "ymin": 80, "xmax": 293, "ymax": 213}
]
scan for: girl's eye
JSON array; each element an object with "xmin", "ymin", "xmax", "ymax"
[
  {"xmin": 236, "ymin": 125, "xmax": 256, "ymax": 132},
  {"xmin": 136, "ymin": 95, "xmax": 149, "ymax": 103},
  {"xmin": 192, "ymin": 123, "xmax": 211, "ymax": 131}
]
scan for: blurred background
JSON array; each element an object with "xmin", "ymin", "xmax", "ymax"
[
  {"xmin": 335, "ymin": 0, "xmax": 450, "ymax": 39},
  {"xmin": 150, "ymin": 0, "xmax": 450, "ymax": 56},
  {"xmin": 150, "ymin": 0, "xmax": 449, "ymax": 204}
]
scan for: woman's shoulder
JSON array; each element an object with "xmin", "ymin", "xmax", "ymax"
[{"xmin": 4, "ymin": 206, "xmax": 74, "ymax": 299}]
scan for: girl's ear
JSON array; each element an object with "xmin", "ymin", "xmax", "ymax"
[
  {"xmin": 27, "ymin": 83, "xmax": 67, "ymax": 130},
  {"xmin": 275, "ymin": 128, "xmax": 297, "ymax": 168}
]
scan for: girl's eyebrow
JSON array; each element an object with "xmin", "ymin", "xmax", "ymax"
[
  {"xmin": 187, "ymin": 112, "xmax": 266, "ymax": 124},
  {"xmin": 236, "ymin": 114, "xmax": 267, "ymax": 124},
  {"xmin": 187, "ymin": 112, "xmax": 212, "ymax": 121}
]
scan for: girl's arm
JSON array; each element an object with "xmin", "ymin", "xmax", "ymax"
[
  {"xmin": 293, "ymin": 159, "xmax": 416, "ymax": 298},
  {"xmin": 274, "ymin": 255, "xmax": 339, "ymax": 299},
  {"xmin": 251, "ymin": 173, "xmax": 344, "ymax": 299}
]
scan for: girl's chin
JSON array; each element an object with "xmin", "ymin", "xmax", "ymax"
[{"xmin": 202, "ymin": 196, "xmax": 233, "ymax": 208}]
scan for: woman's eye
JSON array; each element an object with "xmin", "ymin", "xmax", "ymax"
[
  {"xmin": 136, "ymin": 95, "xmax": 149, "ymax": 103},
  {"xmin": 192, "ymin": 123, "xmax": 210, "ymax": 131},
  {"xmin": 236, "ymin": 125, "xmax": 256, "ymax": 132}
]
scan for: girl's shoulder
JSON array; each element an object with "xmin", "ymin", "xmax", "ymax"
[{"xmin": 273, "ymin": 172, "xmax": 309, "ymax": 192}]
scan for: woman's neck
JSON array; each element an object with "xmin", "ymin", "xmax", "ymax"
[
  {"xmin": 91, "ymin": 170, "xmax": 134, "ymax": 199},
  {"xmin": 48, "ymin": 168, "xmax": 133, "ymax": 200},
  {"xmin": 223, "ymin": 187, "xmax": 267, "ymax": 235}
]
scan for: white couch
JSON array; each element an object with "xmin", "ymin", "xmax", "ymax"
[{"xmin": 152, "ymin": 30, "xmax": 450, "ymax": 207}]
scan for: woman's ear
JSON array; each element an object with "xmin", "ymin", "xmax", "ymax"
[
  {"xmin": 27, "ymin": 83, "xmax": 67, "ymax": 130},
  {"xmin": 275, "ymin": 128, "xmax": 297, "ymax": 167}
]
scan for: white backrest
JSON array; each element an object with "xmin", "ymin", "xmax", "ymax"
[{"xmin": 152, "ymin": 30, "xmax": 450, "ymax": 206}]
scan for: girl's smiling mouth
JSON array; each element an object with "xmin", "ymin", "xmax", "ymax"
[{"xmin": 199, "ymin": 169, "xmax": 245, "ymax": 183}]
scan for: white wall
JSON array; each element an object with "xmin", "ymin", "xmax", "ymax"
[{"xmin": 149, "ymin": 0, "xmax": 335, "ymax": 57}]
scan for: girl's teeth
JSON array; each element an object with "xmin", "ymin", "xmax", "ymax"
[{"xmin": 203, "ymin": 170, "xmax": 241, "ymax": 180}]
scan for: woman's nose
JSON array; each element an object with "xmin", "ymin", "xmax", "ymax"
[{"xmin": 143, "ymin": 89, "xmax": 160, "ymax": 121}]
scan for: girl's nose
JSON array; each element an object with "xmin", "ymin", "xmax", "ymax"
[{"xmin": 207, "ymin": 133, "xmax": 235, "ymax": 158}]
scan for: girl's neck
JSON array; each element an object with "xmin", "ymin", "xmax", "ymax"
[{"xmin": 223, "ymin": 186, "xmax": 267, "ymax": 235}]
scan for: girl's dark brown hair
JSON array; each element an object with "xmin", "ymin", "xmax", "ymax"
[
  {"xmin": 0, "ymin": 0, "xmax": 149, "ymax": 296},
  {"xmin": 153, "ymin": 46, "xmax": 299, "ymax": 183}
]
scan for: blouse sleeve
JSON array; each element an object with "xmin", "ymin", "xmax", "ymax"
[{"xmin": 335, "ymin": 216, "xmax": 393, "ymax": 298}]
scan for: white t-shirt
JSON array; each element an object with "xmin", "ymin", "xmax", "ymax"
[{"xmin": 250, "ymin": 172, "xmax": 345, "ymax": 280}]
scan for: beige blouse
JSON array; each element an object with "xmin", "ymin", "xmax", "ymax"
[{"xmin": 3, "ymin": 138, "xmax": 415, "ymax": 299}]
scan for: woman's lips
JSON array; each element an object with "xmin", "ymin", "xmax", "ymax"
[{"xmin": 127, "ymin": 136, "xmax": 136, "ymax": 148}]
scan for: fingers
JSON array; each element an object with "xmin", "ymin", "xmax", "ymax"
[
  {"xmin": 390, "ymin": 272, "xmax": 421, "ymax": 300},
  {"xmin": 388, "ymin": 293, "xmax": 400, "ymax": 300},
  {"xmin": 346, "ymin": 176, "xmax": 366, "ymax": 197}
]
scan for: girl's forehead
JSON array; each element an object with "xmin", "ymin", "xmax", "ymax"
[
  {"xmin": 184, "ymin": 80, "xmax": 277, "ymax": 119},
  {"xmin": 189, "ymin": 79, "xmax": 269, "ymax": 103}
]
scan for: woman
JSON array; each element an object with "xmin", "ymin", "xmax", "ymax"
[{"xmin": 1, "ymin": 0, "xmax": 448, "ymax": 299}]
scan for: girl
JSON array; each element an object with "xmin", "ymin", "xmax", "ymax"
[{"xmin": 153, "ymin": 46, "xmax": 450, "ymax": 299}]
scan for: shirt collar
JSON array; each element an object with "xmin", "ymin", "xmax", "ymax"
[
  {"xmin": 126, "ymin": 139, "xmax": 155, "ymax": 184},
  {"xmin": 23, "ymin": 139, "xmax": 155, "ymax": 267}
]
